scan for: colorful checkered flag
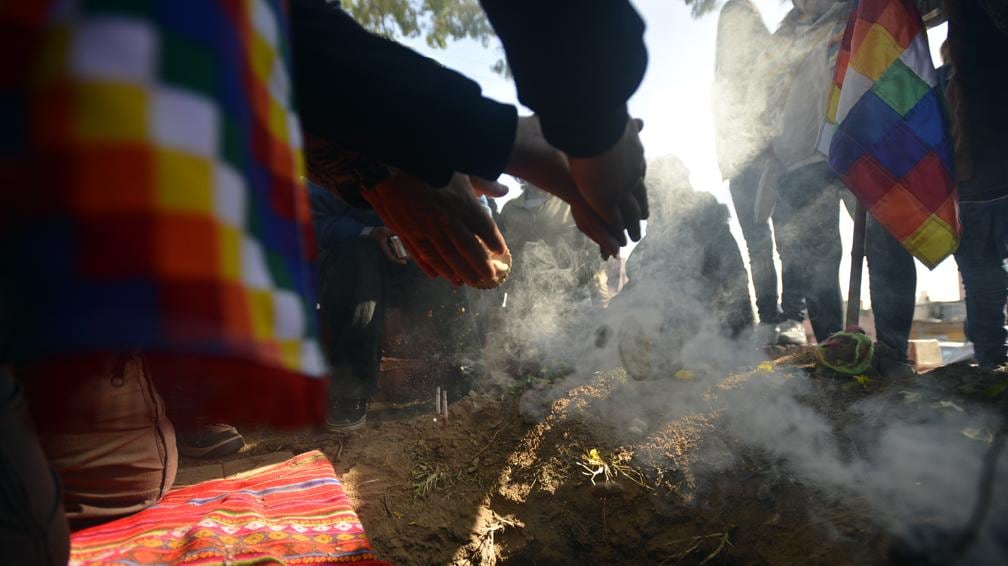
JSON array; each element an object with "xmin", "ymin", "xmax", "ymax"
[{"xmin": 818, "ymin": 0, "xmax": 959, "ymax": 268}]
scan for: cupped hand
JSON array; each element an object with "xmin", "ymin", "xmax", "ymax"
[
  {"xmin": 362, "ymin": 172, "xmax": 508, "ymax": 287},
  {"xmin": 504, "ymin": 115, "xmax": 621, "ymax": 258},
  {"xmin": 567, "ymin": 117, "xmax": 648, "ymax": 245}
]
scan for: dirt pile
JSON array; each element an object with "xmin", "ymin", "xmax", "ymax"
[{"xmin": 188, "ymin": 352, "xmax": 1006, "ymax": 564}]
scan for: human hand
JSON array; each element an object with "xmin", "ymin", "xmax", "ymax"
[
  {"xmin": 470, "ymin": 176, "xmax": 509, "ymax": 199},
  {"xmin": 363, "ymin": 172, "xmax": 509, "ymax": 287},
  {"xmin": 369, "ymin": 226, "xmax": 407, "ymax": 265},
  {"xmin": 567, "ymin": 117, "xmax": 648, "ymax": 245},
  {"xmin": 504, "ymin": 115, "xmax": 621, "ymax": 258}
]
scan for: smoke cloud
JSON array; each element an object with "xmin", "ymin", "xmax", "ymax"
[{"xmin": 478, "ymin": 153, "xmax": 1007, "ymax": 563}]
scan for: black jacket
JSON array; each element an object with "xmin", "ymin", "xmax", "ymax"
[{"xmin": 290, "ymin": 0, "xmax": 647, "ymax": 187}]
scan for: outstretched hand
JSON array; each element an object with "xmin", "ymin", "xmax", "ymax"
[
  {"xmin": 567, "ymin": 117, "xmax": 648, "ymax": 245},
  {"xmin": 505, "ymin": 116, "xmax": 622, "ymax": 258},
  {"xmin": 362, "ymin": 172, "xmax": 508, "ymax": 287}
]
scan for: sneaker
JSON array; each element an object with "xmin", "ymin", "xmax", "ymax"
[
  {"xmin": 877, "ymin": 358, "xmax": 915, "ymax": 379},
  {"xmin": 777, "ymin": 319, "xmax": 808, "ymax": 346},
  {"xmin": 178, "ymin": 424, "xmax": 245, "ymax": 459},
  {"xmin": 874, "ymin": 341, "xmax": 916, "ymax": 379},
  {"xmin": 327, "ymin": 398, "xmax": 369, "ymax": 432}
]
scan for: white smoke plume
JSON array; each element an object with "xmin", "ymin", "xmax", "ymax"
[{"xmin": 479, "ymin": 153, "xmax": 1007, "ymax": 563}]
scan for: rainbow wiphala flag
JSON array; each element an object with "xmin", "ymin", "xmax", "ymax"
[{"xmin": 818, "ymin": 0, "xmax": 959, "ymax": 268}]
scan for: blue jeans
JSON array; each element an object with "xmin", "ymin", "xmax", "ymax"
[
  {"xmin": 865, "ymin": 214, "xmax": 917, "ymax": 361},
  {"xmin": 773, "ymin": 162, "xmax": 843, "ymax": 342},
  {"xmin": 954, "ymin": 198, "xmax": 1008, "ymax": 368}
]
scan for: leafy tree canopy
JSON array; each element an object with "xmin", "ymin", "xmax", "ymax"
[
  {"xmin": 341, "ymin": 1, "xmax": 720, "ymax": 76},
  {"xmin": 341, "ymin": 0, "xmax": 495, "ymax": 48}
]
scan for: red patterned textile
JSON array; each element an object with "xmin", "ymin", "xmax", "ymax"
[{"xmin": 70, "ymin": 451, "xmax": 388, "ymax": 565}]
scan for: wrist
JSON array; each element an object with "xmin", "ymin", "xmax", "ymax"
[{"xmin": 539, "ymin": 105, "xmax": 629, "ymax": 158}]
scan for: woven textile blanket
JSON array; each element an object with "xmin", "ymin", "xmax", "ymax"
[
  {"xmin": 69, "ymin": 451, "xmax": 387, "ymax": 565},
  {"xmin": 1, "ymin": 0, "xmax": 326, "ymax": 427}
]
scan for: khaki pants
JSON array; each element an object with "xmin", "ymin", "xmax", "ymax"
[{"xmin": 25, "ymin": 356, "xmax": 178, "ymax": 531}]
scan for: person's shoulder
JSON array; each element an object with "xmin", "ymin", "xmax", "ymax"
[
  {"xmin": 307, "ymin": 181, "xmax": 335, "ymax": 204},
  {"xmin": 307, "ymin": 181, "xmax": 348, "ymax": 213}
]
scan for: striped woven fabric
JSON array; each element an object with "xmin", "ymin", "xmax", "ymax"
[
  {"xmin": 1, "ymin": 1, "xmax": 326, "ymax": 426},
  {"xmin": 70, "ymin": 451, "xmax": 387, "ymax": 565},
  {"xmin": 817, "ymin": 0, "xmax": 960, "ymax": 268}
]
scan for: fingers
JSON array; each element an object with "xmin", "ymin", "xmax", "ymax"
[
  {"xmin": 619, "ymin": 195, "xmax": 643, "ymax": 242},
  {"xmin": 578, "ymin": 192, "xmax": 627, "ymax": 247},
  {"xmin": 429, "ymin": 230, "xmax": 481, "ymax": 286},
  {"xmin": 608, "ymin": 206, "xmax": 627, "ymax": 247},
  {"xmin": 570, "ymin": 203, "xmax": 621, "ymax": 258},
  {"xmin": 400, "ymin": 237, "xmax": 441, "ymax": 279},
  {"xmin": 465, "ymin": 204, "xmax": 507, "ymax": 255},
  {"xmin": 635, "ymin": 176, "xmax": 649, "ymax": 221},
  {"xmin": 411, "ymin": 237, "xmax": 464, "ymax": 287},
  {"xmin": 443, "ymin": 224, "xmax": 494, "ymax": 284},
  {"xmin": 470, "ymin": 176, "xmax": 509, "ymax": 198}
]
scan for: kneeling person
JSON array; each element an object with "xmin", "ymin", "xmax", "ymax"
[{"xmin": 310, "ymin": 182, "xmax": 407, "ymax": 431}]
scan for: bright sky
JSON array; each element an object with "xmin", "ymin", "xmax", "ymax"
[{"xmin": 401, "ymin": 1, "xmax": 959, "ymax": 306}]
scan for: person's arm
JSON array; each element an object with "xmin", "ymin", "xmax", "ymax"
[
  {"xmin": 308, "ymin": 184, "xmax": 372, "ymax": 250},
  {"xmin": 290, "ymin": 0, "xmax": 517, "ymax": 188},
  {"xmin": 479, "ymin": 0, "xmax": 647, "ymax": 158},
  {"xmin": 480, "ymin": 1, "xmax": 649, "ymax": 245}
]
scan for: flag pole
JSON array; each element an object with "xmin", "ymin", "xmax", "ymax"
[{"xmin": 845, "ymin": 202, "xmax": 867, "ymax": 328}]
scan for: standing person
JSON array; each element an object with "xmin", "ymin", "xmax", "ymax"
[
  {"xmin": 755, "ymin": 0, "xmax": 853, "ymax": 344},
  {"xmin": 713, "ymin": 0, "xmax": 780, "ymax": 343},
  {"xmin": 943, "ymin": 1, "xmax": 1008, "ymax": 369},
  {"xmin": 768, "ymin": 0, "xmax": 917, "ymax": 365}
]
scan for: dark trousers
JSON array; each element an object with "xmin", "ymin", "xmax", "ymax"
[
  {"xmin": 0, "ymin": 370, "xmax": 70, "ymax": 566},
  {"xmin": 729, "ymin": 163, "xmax": 781, "ymax": 324},
  {"xmin": 955, "ymin": 198, "xmax": 1008, "ymax": 368},
  {"xmin": 865, "ymin": 214, "xmax": 917, "ymax": 361},
  {"xmin": 317, "ymin": 239, "xmax": 387, "ymax": 401},
  {"xmin": 773, "ymin": 162, "xmax": 844, "ymax": 342},
  {"xmin": 316, "ymin": 239, "xmax": 480, "ymax": 400}
]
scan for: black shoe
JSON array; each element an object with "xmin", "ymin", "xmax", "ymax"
[
  {"xmin": 178, "ymin": 424, "xmax": 245, "ymax": 458},
  {"xmin": 327, "ymin": 398, "xmax": 369, "ymax": 432}
]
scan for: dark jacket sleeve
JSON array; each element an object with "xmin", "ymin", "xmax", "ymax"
[
  {"xmin": 309, "ymin": 183, "xmax": 375, "ymax": 250},
  {"xmin": 290, "ymin": 0, "xmax": 518, "ymax": 187},
  {"xmin": 480, "ymin": 0, "xmax": 648, "ymax": 157}
]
